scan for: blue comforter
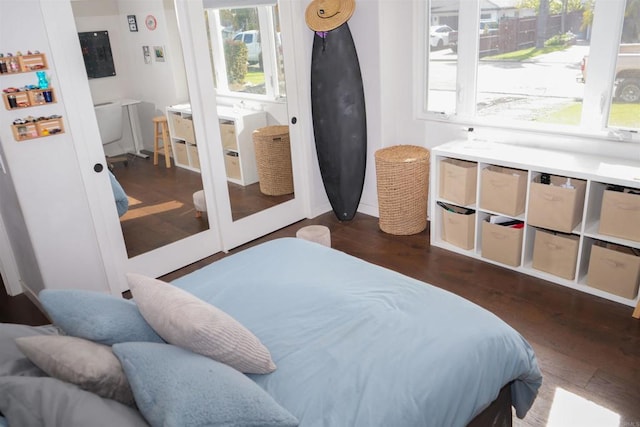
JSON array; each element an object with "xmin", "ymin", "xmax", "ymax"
[
  {"xmin": 173, "ymin": 238, "xmax": 542, "ymax": 427},
  {"xmin": 108, "ymin": 171, "xmax": 128, "ymax": 217}
]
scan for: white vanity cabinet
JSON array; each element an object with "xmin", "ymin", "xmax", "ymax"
[{"xmin": 430, "ymin": 139, "xmax": 640, "ymax": 308}]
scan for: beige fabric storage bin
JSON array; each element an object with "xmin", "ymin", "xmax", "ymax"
[
  {"xmin": 224, "ymin": 151, "xmax": 241, "ymax": 180},
  {"xmin": 375, "ymin": 145, "xmax": 430, "ymax": 235},
  {"xmin": 481, "ymin": 221, "xmax": 523, "ymax": 267},
  {"xmin": 220, "ymin": 121, "xmax": 237, "ymax": 150},
  {"xmin": 480, "ymin": 165, "xmax": 527, "ymax": 216},
  {"xmin": 173, "ymin": 142, "xmax": 188, "ymax": 165},
  {"xmin": 587, "ymin": 243, "xmax": 640, "ymax": 299},
  {"xmin": 532, "ymin": 229, "xmax": 579, "ymax": 280},
  {"xmin": 441, "ymin": 205, "xmax": 475, "ymax": 250},
  {"xmin": 172, "ymin": 115, "xmax": 195, "ymax": 143},
  {"xmin": 528, "ymin": 175, "xmax": 586, "ymax": 233},
  {"xmin": 439, "ymin": 159, "xmax": 477, "ymax": 206},
  {"xmin": 599, "ymin": 188, "xmax": 640, "ymax": 242},
  {"xmin": 188, "ymin": 145, "xmax": 200, "ymax": 170}
]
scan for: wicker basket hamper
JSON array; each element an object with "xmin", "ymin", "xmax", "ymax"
[
  {"xmin": 374, "ymin": 145, "xmax": 430, "ymax": 235},
  {"xmin": 252, "ymin": 125, "xmax": 293, "ymax": 196}
]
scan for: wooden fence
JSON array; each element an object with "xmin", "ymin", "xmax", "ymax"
[{"xmin": 479, "ymin": 11, "xmax": 584, "ymax": 56}]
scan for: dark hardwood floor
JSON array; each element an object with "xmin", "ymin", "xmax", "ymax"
[
  {"xmin": 1, "ymin": 157, "xmax": 639, "ymax": 426},
  {"xmin": 110, "ymin": 152, "xmax": 293, "ymax": 257}
]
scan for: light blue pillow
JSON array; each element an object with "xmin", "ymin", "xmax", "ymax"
[
  {"xmin": 0, "ymin": 415, "xmax": 7, "ymax": 427},
  {"xmin": 39, "ymin": 289, "xmax": 163, "ymax": 345},
  {"xmin": 112, "ymin": 342, "xmax": 299, "ymax": 427}
]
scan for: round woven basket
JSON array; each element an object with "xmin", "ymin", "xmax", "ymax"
[
  {"xmin": 252, "ymin": 125, "xmax": 293, "ymax": 196},
  {"xmin": 374, "ymin": 145, "xmax": 430, "ymax": 235}
]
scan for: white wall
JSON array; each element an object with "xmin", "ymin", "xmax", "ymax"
[
  {"xmin": 0, "ymin": 0, "xmax": 114, "ymax": 297},
  {"xmin": 71, "ymin": 0, "xmax": 188, "ymax": 153}
]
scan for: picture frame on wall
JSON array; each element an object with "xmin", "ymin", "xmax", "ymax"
[
  {"xmin": 154, "ymin": 46, "xmax": 165, "ymax": 62},
  {"xmin": 78, "ymin": 31, "xmax": 116, "ymax": 78},
  {"xmin": 127, "ymin": 15, "xmax": 138, "ymax": 32}
]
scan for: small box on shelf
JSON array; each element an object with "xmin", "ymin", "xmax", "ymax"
[
  {"xmin": 3, "ymin": 88, "xmax": 56, "ymax": 110},
  {"xmin": 439, "ymin": 158, "xmax": 477, "ymax": 205},
  {"xmin": 3, "ymin": 92, "xmax": 29, "ymax": 109},
  {"xmin": 587, "ymin": 242, "xmax": 640, "ymax": 299},
  {"xmin": 532, "ymin": 228, "xmax": 579, "ymax": 280},
  {"xmin": 11, "ymin": 116, "xmax": 64, "ymax": 141},
  {"xmin": 220, "ymin": 121, "xmax": 237, "ymax": 150},
  {"xmin": 173, "ymin": 141, "xmax": 188, "ymax": 165},
  {"xmin": 480, "ymin": 165, "xmax": 527, "ymax": 216},
  {"xmin": 481, "ymin": 217, "xmax": 524, "ymax": 267},
  {"xmin": 171, "ymin": 114, "xmax": 194, "ymax": 142},
  {"xmin": 224, "ymin": 151, "xmax": 241, "ymax": 180},
  {"xmin": 18, "ymin": 53, "xmax": 48, "ymax": 72},
  {"xmin": 188, "ymin": 144, "xmax": 200, "ymax": 169},
  {"xmin": 528, "ymin": 174, "xmax": 586, "ymax": 233},
  {"xmin": 439, "ymin": 202, "xmax": 475, "ymax": 250},
  {"xmin": 0, "ymin": 53, "xmax": 47, "ymax": 74},
  {"xmin": 599, "ymin": 186, "xmax": 640, "ymax": 242}
]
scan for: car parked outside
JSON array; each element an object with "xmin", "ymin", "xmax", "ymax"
[
  {"xmin": 579, "ymin": 43, "xmax": 640, "ymax": 103},
  {"xmin": 233, "ymin": 30, "xmax": 261, "ymax": 65},
  {"xmin": 430, "ymin": 25, "xmax": 455, "ymax": 50}
]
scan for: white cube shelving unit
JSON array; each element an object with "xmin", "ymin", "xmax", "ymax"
[{"xmin": 430, "ymin": 139, "xmax": 640, "ymax": 309}]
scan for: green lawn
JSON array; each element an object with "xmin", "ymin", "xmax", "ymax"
[
  {"xmin": 484, "ymin": 45, "xmax": 569, "ymax": 61},
  {"xmin": 536, "ymin": 102, "xmax": 640, "ymax": 128},
  {"xmin": 245, "ymin": 70, "xmax": 265, "ymax": 85}
]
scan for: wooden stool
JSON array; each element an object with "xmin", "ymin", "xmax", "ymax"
[{"xmin": 153, "ymin": 116, "xmax": 172, "ymax": 168}]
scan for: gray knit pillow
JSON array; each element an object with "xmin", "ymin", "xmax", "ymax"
[
  {"xmin": 126, "ymin": 273, "xmax": 276, "ymax": 374},
  {"xmin": 15, "ymin": 335, "xmax": 134, "ymax": 405}
]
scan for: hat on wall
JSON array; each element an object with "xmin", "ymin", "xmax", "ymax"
[{"xmin": 305, "ymin": 0, "xmax": 355, "ymax": 32}]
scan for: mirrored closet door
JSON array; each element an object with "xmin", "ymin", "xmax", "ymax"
[{"xmin": 175, "ymin": 0, "xmax": 306, "ymax": 251}]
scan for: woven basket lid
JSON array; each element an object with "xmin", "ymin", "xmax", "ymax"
[
  {"xmin": 375, "ymin": 145, "xmax": 430, "ymax": 162},
  {"xmin": 254, "ymin": 125, "xmax": 289, "ymax": 138}
]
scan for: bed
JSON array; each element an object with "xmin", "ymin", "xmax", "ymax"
[
  {"xmin": 0, "ymin": 237, "xmax": 542, "ymax": 427},
  {"xmin": 108, "ymin": 170, "xmax": 129, "ymax": 217}
]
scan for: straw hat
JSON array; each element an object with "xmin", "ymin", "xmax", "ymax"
[{"xmin": 305, "ymin": 0, "xmax": 355, "ymax": 32}]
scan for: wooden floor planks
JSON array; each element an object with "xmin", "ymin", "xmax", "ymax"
[{"xmin": 1, "ymin": 158, "xmax": 638, "ymax": 425}]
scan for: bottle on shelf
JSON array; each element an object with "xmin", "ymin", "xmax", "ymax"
[
  {"xmin": 0, "ymin": 54, "xmax": 7, "ymax": 74},
  {"xmin": 8, "ymin": 54, "xmax": 19, "ymax": 73}
]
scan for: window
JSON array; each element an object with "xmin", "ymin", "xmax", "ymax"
[
  {"xmin": 421, "ymin": 0, "xmax": 640, "ymax": 137},
  {"xmin": 205, "ymin": 1, "xmax": 285, "ymax": 101}
]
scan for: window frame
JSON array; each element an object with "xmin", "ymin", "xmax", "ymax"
[
  {"xmin": 415, "ymin": 0, "xmax": 639, "ymax": 143},
  {"xmin": 205, "ymin": 1, "xmax": 284, "ymax": 102}
]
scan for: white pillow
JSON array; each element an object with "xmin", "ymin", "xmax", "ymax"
[
  {"xmin": 127, "ymin": 273, "xmax": 276, "ymax": 374},
  {"xmin": 15, "ymin": 335, "xmax": 134, "ymax": 405}
]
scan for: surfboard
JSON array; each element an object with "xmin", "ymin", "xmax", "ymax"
[{"xmin": 311, "ymin": 22, "xmax": 367, "ymax": 221}]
